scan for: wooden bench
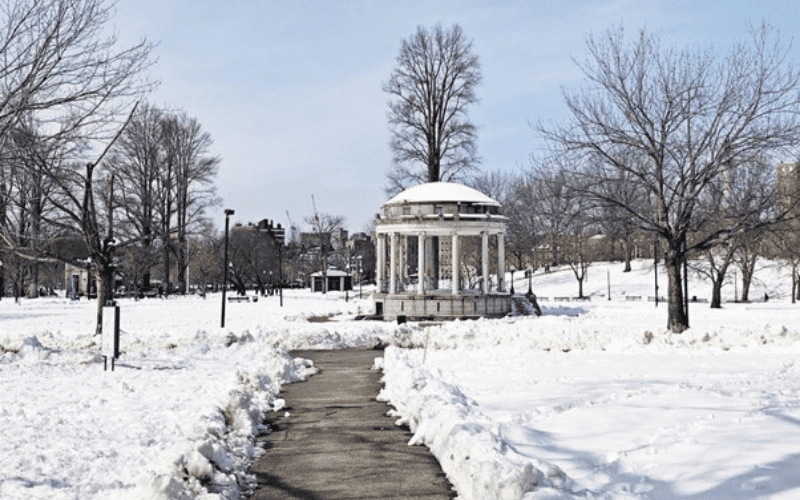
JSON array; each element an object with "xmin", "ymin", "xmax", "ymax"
[
  {"xmin": 625, "ymin": 295, "xmax": 642, "ymax": 301},
  {"xmin": 647, "ymin": 296, "xmax": 667, "ymax": 302}
]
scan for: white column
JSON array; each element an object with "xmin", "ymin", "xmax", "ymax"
[
  {"xmin": 418, "ymin": 233, "xmax": 426, "ymax": 294},
  {"xmin": 482, "ymin": 231, "xmax": 489, "ymax": 294},
  {"xmin": 389, "ymin": 232, "xmax": 397, "ymax": 294},
  {"xmin": 451, "ymin": 233, "xmax": 460, "ymax": 295},
  {"xmin": 376, "ymin": 234, "xmax": 385, "ymax": 293},
  {"xmin": 402, "ymin": 236, "xmax": 408, "ymax": 280},
  {"xmin": 497, "ymin": 232, "xmax": 505, "ymax": 293}
]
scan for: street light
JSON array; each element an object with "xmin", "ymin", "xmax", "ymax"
[
  {"xmin": 258, "ymin": 219, "xmax": 285, "ymax": 307},
  {"xmin": 357, "ymin": 255, "xmax": 363, "ymax": 298},
  {"xmin": 221, "ymin": 208, "xmax": 234, "ymax": 328},
  {"xmin": 654, "ymin": 236, "xmax": 659, "ymax": 307},
  {"xmin": 527, "ymin": 267, "xmax": 533, "ymax": 296}
]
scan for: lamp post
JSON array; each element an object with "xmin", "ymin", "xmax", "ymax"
[
  {"xmin": 357, "ymin": 256, "xmax": 363, "ymax": 298},
  {"xmin": 221, "ymin": 208, "xmax": 234, "ymax": 328},
  {"xmin": 509, "ymin": 266, "xmax": 515, "ymax": 295},
  {"xmin": 654, "ymin": 236, "xmax": 659, "ymax": 307},
  {"xmin": 527, "ymin": 267, "xmax": 533, "ymax": 296},
  {"xmin": 259, "ymin": 219, "xmax": 284, "ymax": 307}
]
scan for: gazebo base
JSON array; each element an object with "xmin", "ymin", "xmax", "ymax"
[{"xmin": 374, "ymin": 293, "xmax": 511, "ymax": 321}]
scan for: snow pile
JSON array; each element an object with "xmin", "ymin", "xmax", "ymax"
[
  {"xmin": 0, "ymin": 332, "xmax": 315, "ymax": 500},
  {"xmin": 381, "ymin": 311, "xmax": 800, "ymax": 354},
  {"xmin": 378, "ymin": 347, "xmax": 587, "ymax": 500}
]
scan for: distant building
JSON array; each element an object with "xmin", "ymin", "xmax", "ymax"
[{"xmin": 310, "ymin": 269, "xmax": 352, "ymax": 292}]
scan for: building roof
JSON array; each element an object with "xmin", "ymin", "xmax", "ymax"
[
  {"xmin": 383, "ymin": 182, "xmax": 501, "ymax": 207},
  {"xmin": 310, "ymin": 269, "xmax": 350, "ymax": 277}
]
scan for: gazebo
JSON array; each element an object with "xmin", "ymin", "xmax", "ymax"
[{"xmin": 372, "ymin": 182, "xmax": 511, "ymax": 321}]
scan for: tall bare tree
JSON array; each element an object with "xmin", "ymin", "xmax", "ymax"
[
  {"xmin": 536, "ymin": 23, "xmax": 800, "ymax": 332},
  {"xmin": 161, "ymin": 112, "xmax": 220, "ymax": 294},
  {"xmin": 1, "ymin": 0, "xmax": 155, "ymax": 331},
  {"xmin": 384, "ymin": 23, "xmax": 482, "ymax": 194},
  {"xmin": 1, "ymin": 0, "xmax": 154, "ymax": 151}
]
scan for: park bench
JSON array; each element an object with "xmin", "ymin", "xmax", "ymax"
[
  {"xmin": 625, "ymin": 295, "xmax": 642, "ymax": 301},
  {"xmin": 228, "ymin": 295, "xmax": 258, "ymax": 303}
]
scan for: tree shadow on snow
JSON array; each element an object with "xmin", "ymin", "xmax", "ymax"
[
  {"xmin": 540, "ymin": 305, "xmax": 587, "ymax": 317},
  {"xmin": 499, "ymin": 423, "xmax": 800, "ymax": 499}
]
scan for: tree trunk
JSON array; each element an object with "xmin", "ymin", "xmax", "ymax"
[
  {"xmin": 710, "ymin": 277, "xmax": 723, "ymax": 309},
  {"xmin": 665, "ymin": 250, "xmax": 688, "ymax": 333},
  {"xmin": 795, "ymin": 264, "xmax": 800, "ymax": 303},
  {"xmin": 740, "ymin": 270, "xmax": 752, "ymax": 302},
  {"xmin": 577, "ymin": 276, "xmax": 584, "ymax": 298},
  {"xmin": 739, "ymin": 252, "xmax": 757, "ymax": 302},
  {"xmin": 162, "ymin": 243, "xmax": 170, "ymax": 296},
  {"xmin": 94, "ymin": 262, "xmax": 115, "ymax": 334},
  {"xmin": 623, "ymin": 239, "xmax": 632, "ymax": 272}
]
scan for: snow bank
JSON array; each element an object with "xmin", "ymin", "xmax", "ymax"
[
  {"xmin": 0, "ymin": 334, "xmax": 315, "ymax": 500},
  {"xmin": 378, "ymin": 347, "xmax": 587, "ymax": 499}
]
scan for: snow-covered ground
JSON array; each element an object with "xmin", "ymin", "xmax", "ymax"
[
  {"xmin": 378, "ymin": 260, "xmax": 800, "ymax": 499},
  {"xmin": 2, "ymin": 259, "xmax": 800, "ymax": 499},
  {"xmin": 0, "ymin": 290, "xmax": 394, "ymax": 500}
]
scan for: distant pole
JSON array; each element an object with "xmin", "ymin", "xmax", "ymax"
[
  {"xmin": 278, "ymin": 242, "xmax": 283, "ymax": 307},
  {"xmin": 734, "ymin": 269, "xmax": 738, "ymax": 303},
  {"xmin": 221, "ymin": 209, "xmax": 234, "ymax": 327},
  {"xmin": 654, "ymin": 237, "xmax": 659, "ymax": 307},
  {"xmin": 683, "ymin": 240, "xmax": 689, "ymax": 322},
  {"xmin": 509, "ymin": 267, "xmax": 515, "ymax": 295},
  {"xmin": 527, "ymin": 268, "xmax": 533, "ymax": 295},
  {"xmin": 607, "ymin": 269, "xmax": 611, "ymax": 300}
]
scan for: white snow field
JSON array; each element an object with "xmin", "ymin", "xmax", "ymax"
[
  {"xmin": 1, "ymin": 258, "xmax": 799, "ymax": 499},
  {"xmin": 378, "ymin": 260, "xmax": 800, "ymax": 500},
  {"xmin": 0, "ymin": 291, "xmax": 394, "ymax": 500}
]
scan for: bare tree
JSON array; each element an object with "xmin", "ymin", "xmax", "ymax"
[
  {"xmin": 304, "ymin": 198, "xmax": 345, "ymax": 294},
  {"xmin": 536, "ymin": 23, "xmax": 800, "ymax": 332},
  {"xmin": 697, "ymin": 156, "xmax": 775, "ymax": 307},
  {"xmin": 1, "ymin": 0, "xmax": 155, "ymax": 151},
  {"xmin": 109, "ymin": 103, "xmax": 164, "ymax": 294},
  {"xmin": 384, "ymin": 23, "xmax": 482, "ymax": 194},
  {"xmin": 524, "ymin": 162, "xmax": 585, "ymax": 270},
  {"xmin": 0, "ymin": 0, "xmax": 155, "ymax": 331}
]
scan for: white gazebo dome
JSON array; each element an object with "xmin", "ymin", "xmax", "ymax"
[{"xmin": 384, "ymin": 182, "xmax": 501, "ymax": 207}]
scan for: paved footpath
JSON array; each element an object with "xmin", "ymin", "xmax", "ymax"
[{"xmin": 248, "ymin": 349, "xmax": 456, "ymax": 500}]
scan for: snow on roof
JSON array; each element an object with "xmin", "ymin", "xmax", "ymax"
[
  {"xmin": 310, "ymin": 269, "xmax": 350, "ymax": 277},
  {"xmin": 383, "ymin": 182, "xmax": 501, "ymax": 207}
]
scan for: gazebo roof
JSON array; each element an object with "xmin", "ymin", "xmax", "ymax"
[{"xmin": 383, "ymin": 182, "xmax": 500, "ymax": 207}]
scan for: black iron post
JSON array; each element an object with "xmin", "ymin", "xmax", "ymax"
[
  {"xmin": 654, "ymin": 237, "xmax": 659, "ymax": 307},
  {"xmin": 527, "ymin": 268, "xmax": 533, "ymax": 296},
  {"xmin": 683, "ymin": 239, "xmax": 689, "ymax": 322},
  {"xmin": 260, "ymin": 219, "xmax": 284, "ymax": 307},
  {"xmin": 221, "ymin": 208, "xmax": 234, "ymax": 327},
  {"xmin": 277, "ymin": 242, "xmax": 283, "ymax": 307},
  {"xmin": 509, "ymin": 266, "xmax": 515, "ymax": 295}
]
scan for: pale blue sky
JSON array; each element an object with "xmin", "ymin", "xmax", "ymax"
[{"xmin": 111, "ymin": 0, "xmax": 800, "ymax": 233}]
